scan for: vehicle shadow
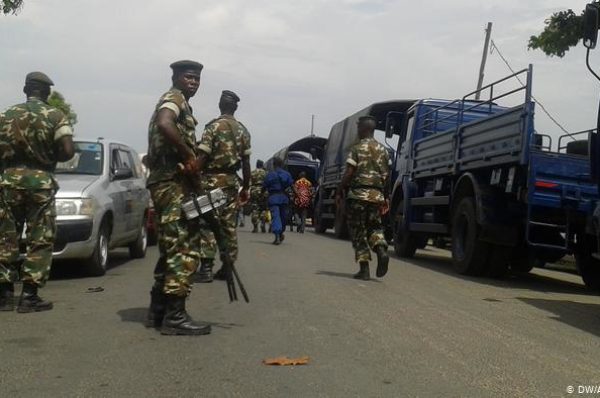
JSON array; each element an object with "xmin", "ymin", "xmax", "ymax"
[
  {"xmin": 397, "ymin": 251, "xmax": 592, "ymax": 296},
  {"xmin": 316, "ymin": 270, "xmax": 382, "ymax": 283},
  {"xmin": 517, "ymin": 297, "xmax": 600, "ymax": 338},
  {"xmin": 116, "ymin": 307, "xmax": 244, "ymax": 330},
  {"xmin": 50, "ymin": 250, "xmax": 133, "ymax": 280}
]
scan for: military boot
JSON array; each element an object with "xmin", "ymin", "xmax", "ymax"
[
  {"xmin": 353, "ymin": 262, "xmax": 370, "ymax": 281},
  {"xmin": 0, "ymin": 283, "xmax": 15, "ymax": 311},
  {"xmin": 160, "ymin": 295, "xmax": 211, "ymax": 336},
  {"xmin": 260, "ymin": 223, "xmax": 266, "ymax": 233},
  {"xmin": 194, "ymin": 259, "xmax": 214, "ymax": 283},
  {"xmin": 273, "ymin": 234, "xmax": 281, "ymax": 245},
  {"xmin": 252, "ymin": 224, "xmax": 258, "ymax": 233},
  {"xmin": 17, "ymin": 283, "xmax": 53, "ymax": 313},
  {"xmin": 146, "ymin": 286, "xmax": 167, "ymax": 328},
  {"xmin": 375, "ymin": 245, "xmax": 389, "ymax": 278}
]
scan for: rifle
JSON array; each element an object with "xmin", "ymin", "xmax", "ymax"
[{"xmin": 178, "ymin": 164, "xmax": 250, "ymax": 303}]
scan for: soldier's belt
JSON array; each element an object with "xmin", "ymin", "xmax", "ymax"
[{"xmin": 182, "ymin": 188, "xmax": 227, "ymax": 220}]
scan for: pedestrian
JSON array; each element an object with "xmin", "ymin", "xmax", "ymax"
[
  {"xmin": 293, "ymin": 171, "xmax": 313, "ymax": 233},
  {"xmin": 250, "ymin": 160, "xmax": 268, "ymax": 233},
  {"xmin": 194, "ymin": 90, "xmax": 251, "ymax": 283},
  {"xmin": 335, "ymin": 116, "xmax": 390, "ymax": 280},
  {"xmin": 263, "ymin": 157, "xmax": 293, "ymax": 245},
  {"xmin": 144, "ymin": 60, "xmax": 211, "ymax": 335},
  {"xmin": 0, "ymin": 71, "xmax": 75, "ymax": 312}
]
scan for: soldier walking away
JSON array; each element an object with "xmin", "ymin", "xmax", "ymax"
[
  {"xmin": 335, "ymin": 116, "xmax": 390, "ymax": 281},
  {"xmin": 263, "ymin": 157, "xmax": 293, "ymax": 245},
  {"xmin": 144, "ymin": 60, "xmax": 211, "ymax": 335},
  {"xmin": 193, "ymin": 90, "xmax": 251, "ymax": 283},
  {"xmin": 0, "ymin": 72, "xmax": 75, "ymax": 312},
  {"xmin": 250, "ymin": 160, "xmax": 268, "ymax": 233}
]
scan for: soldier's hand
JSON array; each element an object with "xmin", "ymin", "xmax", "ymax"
[
  {"xmin": 379, "ymin": 199, "xmax": 390, "ymax": 216},
  {"xmin": 238, "ymin": 189, "xmax": 250, "ymax": 206},
  {"xmin": 183, "ymin": 157, "xmax": 200, "ymax": 175}
]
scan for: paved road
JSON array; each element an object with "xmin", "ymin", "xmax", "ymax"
[{"xmin": 1, "ymin": 228, "xmax": 600, "ymax": 397}]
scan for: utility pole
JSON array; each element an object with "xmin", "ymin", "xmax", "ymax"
[
  {"xmin": 310, "ymin": 114, "xmax": 315, "ymax": 136},
  {"xmin": 475, "ymin": 22, "xmax": 493, "ymax": 100}
]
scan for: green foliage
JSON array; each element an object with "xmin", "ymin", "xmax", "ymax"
[
  {"xmin": 528, "ymin": 3, "xmax": 599, "ymax": 57},
  {"xmin": 48, "ymin": 91, "xmax": 78, "ymax": 126},
  {"xmin": 1, "ymin": 0, "xmax": 23, "ymax": 15}
]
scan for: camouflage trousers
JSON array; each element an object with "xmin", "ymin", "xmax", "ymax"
[
  {"xmin": 199, "ymin": 187, "xmax": 239, "ymax": 263},
  {"xmin": 149, "ymin": 181, "xmax": 201, "ymax": 296},
  {"xmin": 250, "ymin": 203, "xmax": 268, "ymax": 227},
  {"xmin": 346, "ymin": 199, "xmax": 387, "ymax": 262},
  {"xmin": 0, "ymin": 188, "xmax": 56, "ymax": 287}
]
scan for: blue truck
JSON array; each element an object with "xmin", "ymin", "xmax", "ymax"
[{"xmin": 389, "ymin": 65, "xmax": 600, "ymax": 287}]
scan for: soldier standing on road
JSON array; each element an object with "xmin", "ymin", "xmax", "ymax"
[
  {"xmin": 263, "ymin": 157, "xmax": 294, "ymax": 245},
  {"xmin": 250, "ymin": 160, "xmax": 268, "ymax": 233},
  {"xmin": 193, "ymin": 90, "xmax": 251, "ymax": 283},
  {"xmin": 336, "ymin": 116, "xmax": 390, "ymax": 281},
  {"xmin": 145, "ymin": 60, "xmax": 211, "ymax": 336},
  {"xmin": 0, "ymin": 72, "xmax": 75, "ymax": 312}
]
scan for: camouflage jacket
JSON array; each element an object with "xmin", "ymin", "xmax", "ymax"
[
  {"xmin": 346, "ymin": 137, "xmax": 389, "ymax": 204},
  {"xmin": 146, "ymin": 87, "xmax": 198, "ymax": 187},
  {"xmin": 0, "ymin": 98, "xmax": 73, "ymax": 190},
  {"xmin": 198, "ymin": 114, "xmax": 251, "ymax": 189},
  {"xmin": 250, "ymin": 168, "xmax": 267, "ymax": 202}
]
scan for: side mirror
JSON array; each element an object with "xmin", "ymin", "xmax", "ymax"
[
  {"xmin": 584, "ymin": 3, "xmax": 599, "ymax": 49},
  {"xmin": 113, "ymin": 167, "xmax": 133, "ymax": 180},
  {"xmin": 590, "ymin": 130, "xmax": 599, "ymax": 183},
  {"xmin": 384, "ymin": 112, "xmax": 404, "ymax": 139}
]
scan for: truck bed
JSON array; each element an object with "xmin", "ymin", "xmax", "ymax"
[{"xmin": 412, "ymin": 105, "xmax": 527, "ymax": 178}]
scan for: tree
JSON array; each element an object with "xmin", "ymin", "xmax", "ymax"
[
  {"xmin": 48, "ymin": 91, "xmax": 78, "ymax": 126},
  {"xmin": 528, "ymin": 2, "xmax": 599, "ymax": 57},
  {"xmin": 1, "ymin": 0, "xmax": 23, "ymax": 15}
]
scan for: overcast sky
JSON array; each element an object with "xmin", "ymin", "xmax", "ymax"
[{"xmin": 1, "ymin": 0, "xmax": 599, "ymax": 162}]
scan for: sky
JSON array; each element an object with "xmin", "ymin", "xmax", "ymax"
[{"xmin": 1, "ymin": 0, "xmax": 599, "ymax": 163}]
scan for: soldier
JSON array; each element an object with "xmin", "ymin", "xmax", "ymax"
[
  {"xmin": 145, "ymin": 60, "xmax": 211, "ymax": 336},
  {"xmin": 335, "ymin": 116, "xmax": 390, "ymax": 281},
  {"xmin": 194, "ymin": 90, "xmax": 251, "ymax": 282},
  {"xmin": 0, "ymin": 72, "xmax": 75, "ymax": 312},
  {"xmin": 250, "ymin": 159, "xmax": 268, "ymax": 233}
]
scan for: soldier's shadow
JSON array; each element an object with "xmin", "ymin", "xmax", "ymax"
[
  {"xmin": 116, "ymin": 307, "xmax": 244, "ymax": 329},
  {"xmin": 316, "ymin": 270, "xmax": 382, "ymax": 283}
]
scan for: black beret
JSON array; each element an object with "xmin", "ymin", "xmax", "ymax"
[
  {"xmin": 220, "ymin": 90, "xmax": 240, "ymax": 103},
  {"xmin": 256, "ymin": 159, "xmax": 264, "ymax": 168},
  {"xmin": 358, "ymin": 115, "xmax": 377, "ymax": 123},
  {"xmin": 25, "ymin": 71, "xmax": 54, "ymax": 86},
  {"xmin": 169, "ymin": 60, "xmax": 203, "ymax": 72}
]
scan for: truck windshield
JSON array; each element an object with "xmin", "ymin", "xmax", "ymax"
[{"xmin": 56, "ymin": 142, "xmax": 103, "ymax": 175}]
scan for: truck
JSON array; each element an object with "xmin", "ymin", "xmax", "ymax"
[
  {"xmin": 389, "ymin": 65, "xmax": 600, "ymax": 288},
  {"xmin": 265, "ymin": 135, "xmax": 327, "ymax": 183},
  {"xmin": 312, "ymin": 100, "xmax": 415, "ymax": 238}
]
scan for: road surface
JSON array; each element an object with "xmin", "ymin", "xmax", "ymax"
[{"xmin": 1, "ymin": 227, "xmax": 600, "ymax": 397}]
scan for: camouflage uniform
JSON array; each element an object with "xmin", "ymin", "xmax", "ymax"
[
  {"xmin": 250, "ymin": 168, "xmax": 268, "ymax": 229},
  {"xmin": 345, "ymin": 137, "xmax": 389, "ymax": 262},
  {"xmin": 198, "ymin": 114, "xmax": 251, "ymax": 263},
  {"xmin": 146, "ymin": 87, "xmax": 201, "ymax": 296},
  {"xmin": 0, "ymin": 98, "xmax": 73, "ymax": 287}
]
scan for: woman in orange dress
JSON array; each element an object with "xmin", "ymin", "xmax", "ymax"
[{"xmin": 293, "ymin": 172, "xmax": 313, "ymax": 233}]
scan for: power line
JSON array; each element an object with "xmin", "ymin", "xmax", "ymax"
[{"xmin": 490, "ymin": 39, "xmax": 572, "ymax": 138}]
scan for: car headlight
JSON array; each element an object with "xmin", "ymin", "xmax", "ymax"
[{"xmin": 56, "ymin": 198, "xmax": 96, "ymax": 216}]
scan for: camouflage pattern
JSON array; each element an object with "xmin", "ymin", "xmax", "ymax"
[
  {"xmin": 346, "ymin": 199, "xmax": 387, "ymax": 262},
  {"xmin": 146, "ymin": 88, "xmax": 200, "ymax": 296},
  {"xmin": 345, "ymin": 137, "xmax": 389, "ymax": 204},
  {"xmin": 149, "ymin": 180, "xmax": 201, "ymax": 296},
  {"xmin": 0, "ymin": 97, "xmax": 72, "ymax": 287},
  {"xmin": 197, "ymin": 115, "xmax": 251, "ymax": 263},
  {"xmin": 250, "ymin": 168, "xmax": 268, "ymax": 228},
  {"xmin": 146, "ymin": 87, "xmax": 198, "ymax": 187}
]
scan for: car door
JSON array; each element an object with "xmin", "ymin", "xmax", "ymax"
[
  {"xmin": 121, "ymin": 148, "xmax": 147, "ymax": 237},
  {"xmin": 108, "ymin": 145, "xmax": 130, "ymax": 243}
]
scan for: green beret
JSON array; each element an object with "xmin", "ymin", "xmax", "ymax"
[
  {"xmin": 169, "ymin": 60, "xmax": 203, "ymax": 72},
  {"xmin": 25, "ymin": 71, "xmax": 54, "ymax": 86},
  {"xmin": 220, "ymin": 90, "xmax": 240, "ymax": 103}
]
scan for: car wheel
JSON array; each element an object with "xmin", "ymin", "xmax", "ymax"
[
  {"xmin": 129, "ymin": 221, "xmax": 148, "ymax": 259},
  {"xmin": 86, "ymin": 221, "xmax": 110, "ymax": 276}
]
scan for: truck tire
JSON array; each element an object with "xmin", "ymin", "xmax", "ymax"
[
  {"xmin": 566, "ymin": 140, "xmax": 588, "ymax": 156},
  {"xmin": 313, "ymin": 201, "xmax": 328, "ymax": 234},
  {"xmin": 393, "ymin": 205, "xmax": 417, "ymax": 258},
  {"xmin": 486, "ymin": 244, "xmax": 510, "ymax": 278},
  {"xmin": 575, "ymin": 234, "xmax": 600, "ymax": 293},
  {"xmin": 451, "ymin": 197, "xmax": 489, "ymax": 276},
  {"xmin": 85, "ymin": 220, "xmax": 110, "ymax": 277}
]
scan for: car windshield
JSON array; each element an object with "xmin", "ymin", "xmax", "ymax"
[{"xmin": 55, "ymin": 142, "xmax": 103, "ymax": 175}]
